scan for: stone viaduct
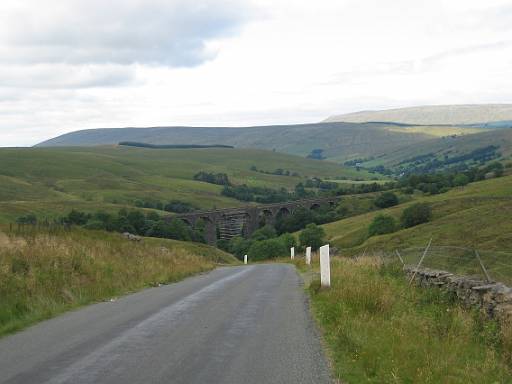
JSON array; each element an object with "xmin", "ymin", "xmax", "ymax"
[{"xmin": 171, "ymin": 196, "xmax": 341, "ymax": 245}]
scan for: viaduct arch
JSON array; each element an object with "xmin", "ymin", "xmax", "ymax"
[{"xmin": 170, "ymin": 196, "xmax": 341, "ymax": 245}]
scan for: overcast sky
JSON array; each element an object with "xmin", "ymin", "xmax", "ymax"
[{"xmin": 1, "ymin": 0, "xmax": 511, "ymax": 146}]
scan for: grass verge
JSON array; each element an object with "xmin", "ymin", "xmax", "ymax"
[
  {"xmin": 308, "ymin": 257, "xmax": 512, "ymax": 383},
  {"xmin": 0, "ymin": 226, "xmax": 236, "ymax": 337}
]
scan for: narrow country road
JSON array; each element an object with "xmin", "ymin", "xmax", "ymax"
[{"xmin": 0, "ymin": 264, "xmax": 332, "ymax": 384}]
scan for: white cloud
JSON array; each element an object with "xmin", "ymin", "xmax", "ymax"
[{"xmin": 0, "ymin": 0, "xmax": 511, "ymax": 146}]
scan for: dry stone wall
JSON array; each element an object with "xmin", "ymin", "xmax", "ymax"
[{"xmin": 404, "ymin": 266, "xmax": 512, "ymax": 322}]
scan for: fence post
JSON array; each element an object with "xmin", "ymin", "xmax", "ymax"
[
  {"xmin": 306, "ymin": 246, "xmax": 312, "ymax": 265},
  {"xmin": 320, "ymin": 244, "xmax": 331, "ymax": 287},
  {"xmin": 395, "ymin": 249, "xmax": 405, "ymax": 266},
  {"xmin": 408, "ymin": 238, "xmax": 432, "ymax": 286},
  {"xmin": 290, "ymin": 247, "xmax": 295, "ymax": 260},
  {"xmin": 244, "ymin": 254, "xmax": 248, "ymax": 265},
  {"xmin": 474, "ymin": 250, "xmax": 492, "ymax": 282}
]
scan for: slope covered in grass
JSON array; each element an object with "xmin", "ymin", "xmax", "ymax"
[
  {"xmin": 325, "ymin": 104, "xmax": 512, "ymax": 125},
  {"xmin": 309, "ymin": 257, "xmax": 512, "ymax": 383},
  {"xmin": 320, "ymin": 175, "xmax": 512, "ymax": 282},
  {"xmin": 35, "ymin": 121, "xmax": 490, "ymax": 162},
  {"xmin": 0, "ymin": 226, "xmax": 236, "ymax": 337},
  {"xmin": 0, "ymin": 146, "xmax": 373, "ymax": 223},
  {"xmin": 323, "ymin": 175, "xmax": 512, "ymax": 250}
]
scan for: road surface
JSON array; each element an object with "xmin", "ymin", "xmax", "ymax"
[{"xmin": 0, "ymin": 264, "xmax": 332, "ymax": 384}]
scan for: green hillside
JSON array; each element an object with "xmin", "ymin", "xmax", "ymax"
[
  {"xmin": 0, "ymin": 146, "xmax": 373, "ymax": 223},
  {"xmin": 0, "ymin": 226, "xmax": 236, "ymax": 336},
  {"xmin": 359, "ymin": 128, "xmax": 512, "ymax": 173},
  {"xmin": 36, "ymin": 122, "xmax": 488, "ymax": 162},
  {"xmin": 321, "ymin": 175, "xmax": 512, "ymax": 282}
]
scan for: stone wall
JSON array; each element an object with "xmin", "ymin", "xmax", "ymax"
[{"xmin": 404, "ymin": 266, "xmax": 512, "ymax": 322}]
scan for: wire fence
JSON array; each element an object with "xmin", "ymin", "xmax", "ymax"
[{"xmin": 388, "ymin": 244, "xmax": 512, "ymax": 286}]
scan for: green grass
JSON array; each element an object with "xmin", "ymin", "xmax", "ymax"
[
  {"xmin": 309, "ymin": 257, "xmax": 512, "ymax": 383},
  {"xmin": 323, "ymin": 175, "xmax": 512, "ymax": 250},
  {"xmin": 362, "ymin": 128, "xmax": 512, "ymax": 169},
  {"xmin": 0, "ymin": 146, "xmax": 376, "ymax": 223},
  {"xmin": 0, "ymin": 226, "xmax": 237, "ymax": 337},
  {"xmin": 319, "ymin": 175, "xmax": 512, "ymax": 282}
]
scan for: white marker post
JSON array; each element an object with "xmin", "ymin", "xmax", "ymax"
[
  {"xmin": 290, "ymin": 247, "xmax": 295, "ymax": 260},
  {"xmin": 244, "ymin": 255, "xmax": 248, "ymax": 265},
  {"xmin": 320, "ymin": 244, "xmax": 331, "ymax": 287},
  {"xmin": 306, "ymin": 246, "xmax": 312, "ymax": 265}
]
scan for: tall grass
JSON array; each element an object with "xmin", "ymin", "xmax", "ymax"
[
  {"xmin": 0, "ymin": 227, "xmax": 233, "ymax": 337},
  {"xmin": 309, "ymin": 257, "xmax": 512, "ymax": 383}
]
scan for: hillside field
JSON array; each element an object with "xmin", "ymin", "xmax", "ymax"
[
  {"xmin": 36, "ymin": 121, "xmax": 490, "ymax": 163},
  {"xmin": 0, "ymin": 226, "xmax": 236, "ymax": 336},
  {"xmin": 320, "ymin": 175, "xmax": 512, "ymax": 283},
  {"xmin": 0, "ymin": 146, "xmax": 375, "ymax": 223}
]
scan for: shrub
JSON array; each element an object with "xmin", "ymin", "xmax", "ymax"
[
  {"xmin": 401, "ymin": 203, "xmax": 432, "ymax": 228},
  {"xmin": 374, "ymin": 192, "xmax": 399, "ymax": 208},
  {"xmin": 453, "ymin": 174, "xmax": 470, "ymax": 187},
  {"xmin": 248, "ymin": 238, "xmax": 287, "ymax": 261},
  {"xmin": 251, "ymin": 225, "xmax": 277, "ymax": 241},
  {"xmin": 299, "ymin": 223, "xmax": 326, "ymax": 251},
  {"xmin": 16, "ymin": 214, "xmax": 37, "ymax": 225},
  {"xmin": 368, "ymin": 214, "xmax": 396, "ymax": 236}
]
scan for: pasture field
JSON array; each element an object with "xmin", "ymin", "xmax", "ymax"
[{"xmin": 0, "ymin": 146, "xmax": 375, "ymax": 223}]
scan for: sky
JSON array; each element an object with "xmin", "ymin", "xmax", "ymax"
[{"xmin": 0, "ymin": 0, "xmax": 511, "ymax": 147}]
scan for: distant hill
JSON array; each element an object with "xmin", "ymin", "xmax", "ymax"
[
  {"xmin": 324, "ymin": 104, "xmax": 512, "ymax": 126},
  {"xmin": 36, "ymin": 122, "xmax": 486, "ymax": 162}
]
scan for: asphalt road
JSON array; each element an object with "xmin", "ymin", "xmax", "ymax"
[{"xmin": 0, "ymin": 264, "xmax": 332, "ymax": 384}]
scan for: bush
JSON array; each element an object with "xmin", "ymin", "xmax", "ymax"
[
  {"xmin": 248, "ymin": 238, "xmax": 287, "ymax": 261},
  {"xmin": 251, "ymin": 225, "xmax": 277, "ymax": 241},
  {"xmin": 453, "ymin": 174, "xmax": 469, "ymax": 187},
  {"xmin": 368, "ymin": 214, "xmax": 396, "ymax": 236},
  {"xmin": 374, "ymin": 192, "xmax": 399, "ymax": 208},
  {"xmin": 299, "ymin": 223, "xmax": 326, "ymax": 251},
  {"xmin": 401, "ymin": 203, "xmax": 432, "ymax": 228},
  {"xmin": 16, "ymin": 214, "xmax": 37, "ymax": 225}
]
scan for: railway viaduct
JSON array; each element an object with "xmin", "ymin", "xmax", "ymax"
[{"xmin": 172, "ymin": 196, "xmax": 341, "ymax": 245}]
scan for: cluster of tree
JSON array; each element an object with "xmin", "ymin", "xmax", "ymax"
[
  {"xmin": 134, "ymin": 199, "xmax": 197, "ymax": 213},
  {"xmin": 58, "ymin": 209, "xmax": 205, "ymax": 242},
  {"xmin": 307, "ymin": 149, "xmax": 325, "ymax": 160},
  {"xmin": 193, "ymin": 171, "xmax": 231, "ymax": 186},
  {"xmin": 397, "ymin": 146, "xmax": 501, "ymax": 175},
  {"xmin": 343, "ymin": 157, "xmax": 374, "ymax": 167},
  {"xmin": 368, "ymin": 203, "xmax": 432, "ymax": 237},
  {"xmin": 119, "ymin": 142, "xmax": 234, "ymax": 149},
  {"xmin": 303, "ymin": 177, "xmax": 339, "ymax": 190},
  {"xmin": 220, "ymin": 223, "xmax": 325, "ymax": 261},
  {"xmin": 249, "ymin": 165, "xmax": 300, "ymax": 177},
  {"xmin": 274, "ymin": 206, "xmax": 340, "ymax": 234},
  {"xmin": 221, "ymin": 185, "xmax": 295, "ymax": 203},
  {"xmin": 336, "ymin": 182, "xmax": 394, "ymax": 195},
  {"xmin": 396, "ymin": 161, "xmax": 504, "ymax": 195}
]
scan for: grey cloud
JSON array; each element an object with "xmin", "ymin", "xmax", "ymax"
[
  {"xmin": 0, "ymin": 64, "xmax": 137, "ymax": 89},
  {"xmin": 0, "ymin": 0, "xmax": 252, "ymax": 67}
]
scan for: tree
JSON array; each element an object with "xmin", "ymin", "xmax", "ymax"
[
  {"xmin": 229, "ymin": 236, "xmax": 253, "ymax": 259},
  {"xmin": 251, "ymin": 225, "xmax": 277, "ymax": 241},
  {"xmin": 279, "ymin": 233, "xmax": 297, "ymax": 250},
  {"xmin": 400, "ymin": 203, "xmax": 432, "ymax": 228},
  {"xmin": 368, "ymin": 214, "xmax": 396, "ymax": 236},
  {"xmin": 374, "ymin": 192, "xmax": 399, "ymax": 208},
  {"xmin": 248, "ymin": 238, "xmax": 287, "ymax": 261},
  {"xmin": 453, "ymin": 174, "xmax": 469, "ymax": 187},
  {"xmin": 299, "ymin": 223, "xmax": 326, "ymax": 251}
]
